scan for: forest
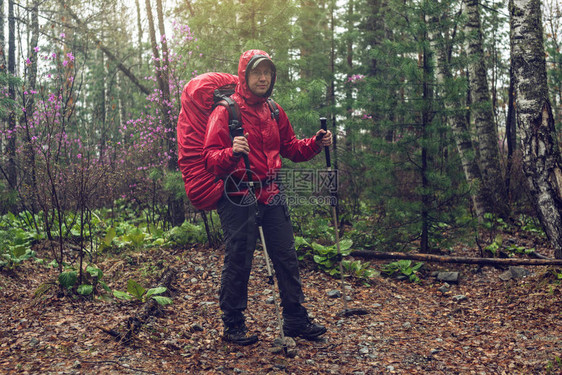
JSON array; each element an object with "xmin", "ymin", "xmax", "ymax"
[{"xmin": 1, "ymin": 0, "xmax": 562, "ymax": 373}]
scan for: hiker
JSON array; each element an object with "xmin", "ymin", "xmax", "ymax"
[{"xmin": 203, "ymin": 49, "xmax": 332, "ymax": 346}]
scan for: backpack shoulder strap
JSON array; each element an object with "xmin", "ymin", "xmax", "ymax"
[
  {"xmin": 213, "ymin": 92, "xmax": 243, "ymax": 139},
  {"xmin": 267, "ymin": 98, "xmax": 280, "ymax": 122}
]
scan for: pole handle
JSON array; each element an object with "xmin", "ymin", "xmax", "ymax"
[{"xmin": 320, "ymin": 117, "xmax": 331, "ymax": 169}]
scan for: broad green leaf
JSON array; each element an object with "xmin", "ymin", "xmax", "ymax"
[
  {"xmin": 151, "ymin": 296, "xmax": 173, "ymax": 306},
  {"xmin": 339, "ymin": 238, "xmax": 353, "ymax": 251},
  {"xmin": 86, "ymin": 265, "xmax": 103, "ymax": 279},
  {"xmin": 127, "ymin": 279, "xmax": 145, "ymax": 299},
  {"xmin": 11, "ymin": 245, "xmax": 27, "ymax": 258},
  {"xmin": 77, "ymin": 284, "xmax": 94, "ymax": 295},
  {"xmin": 146, "ymin": 287, "xmax": 167, "ymax": 299},
  {"xmin": 313, "ymin": 255, "xmax": 325, "ymax": 264},
  {"xmin": 58, "ymin": 271, "xmax": 77, "ymax": 288},
  {"xmin": 99, "ymin": 281, "xmax": 111, "ymax": 293},
  {"xmin": 104, "ymin": 227, "xmax": 116, "ymax": 246},
  {"xmin": 311, "ymin": 242, "xmax": 326, "ymax": 252},
  {"xmin": 113, "ymin": 290, "xmax": 133, "ymax": 300}
]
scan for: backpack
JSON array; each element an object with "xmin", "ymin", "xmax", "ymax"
[{"xmin": 177, "ymin": 72, "xmax": 279, "ymax": 211}]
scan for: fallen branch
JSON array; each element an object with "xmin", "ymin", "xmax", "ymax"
[
  {"xmin": 350, "ymin": 250, "xmax": 562, "ymax": 266},
  {"xmin": 101, "ymin": 267, "xmax": 176, "ymax": 344}
]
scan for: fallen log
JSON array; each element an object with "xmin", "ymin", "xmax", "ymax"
[
  {"xmin": 100, "ymin": 266, "xmax": 176, "ymax": 344},
  {"xmin": 350, "ymin": 250, "xmax": 562, "ymax": 266}
]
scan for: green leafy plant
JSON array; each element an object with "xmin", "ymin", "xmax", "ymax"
[
  {"xmin": 113, "ymin": 279, "xmax": 172, "ymax": 306},
  {"xmin": 505, "ymin": 244, "xmax": 535, "ymax": 257},
  {"xmin": 381, "ymin": 260, "xmax": 424, "ymax": 283},
  {"xmin": 294, "ymin": 236, "xmax": 312, "ymax": 260},
  {"xmin": 0, "ymin": 220, "xmax": 39, "ymax": 270},
  {"xmin": 98, "ymin": 226, "xmax": 117, "ymax": 252},
  {"xmin": 341, "ymin": 259, "xmax": 377, "ymax": 281},
  {"xmin": 57, "ymin": 264, "xmax": 112, "ymax": 298},
  {"xmin": 310, "ymin": 239, "xmax": 353, "ymax": 276},
  {"xmin": 484, "ymin": 235, "xmax": 503, "ymax": 256},
  {"xmin": 546, "ymin": 356, "xmax": 562, "ymax": 374},
  {"xmin": 123, "ymin": 226, "xmax": 147, "ymax": 249},
  {"xmin": 166, "ymin": 221, "xmax": 207, "ymax": 246},
  {"xmin": 518, "ymin": 215, "xmax": 545, "ymax": 237}
]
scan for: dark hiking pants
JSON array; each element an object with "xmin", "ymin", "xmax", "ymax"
[{"xmin": 216, "ymin": 193, "xmax": 305, "ymax": 327}]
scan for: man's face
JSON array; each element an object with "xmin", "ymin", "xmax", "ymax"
[{"xmin": 247, "ymin": 60, "xmax": 273, "ymax": 97}]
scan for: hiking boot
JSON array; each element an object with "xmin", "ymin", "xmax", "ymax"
[
  {"xmin": 283, "ymin": 316, "xmax": 327, "ymax": 340},
  {"xmin": 222, "ymin": 323, "xmax": 258, "ymax": 346}
]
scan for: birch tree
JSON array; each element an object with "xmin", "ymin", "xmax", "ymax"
[
  {"xmin": 510, "ymin": 0, "xmax": 562, "ymax": 258},
  {"xmin": 430, "ymin": 2, "xmax": 486, "ymax": 220},
  {"xmin": 464, "ymin": 0, "xmax": 508, "ymax": 217}
]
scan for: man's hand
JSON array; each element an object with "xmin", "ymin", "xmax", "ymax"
[
  {"xmin": 315, "ymin": 129, "xmax": 333, "ymax": 147},
  {"xmin": 232, "ymin": 133, "xmax": 250, "ymax": 157}
]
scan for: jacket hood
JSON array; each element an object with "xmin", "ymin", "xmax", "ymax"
[{"xmin": 236, "ymin": 49, "xmax": 277, "ymax": 105}]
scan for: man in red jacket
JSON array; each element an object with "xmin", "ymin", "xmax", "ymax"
[{"xmin": 204, "ymin": 49, "xmax": 332, "ymax": 346}]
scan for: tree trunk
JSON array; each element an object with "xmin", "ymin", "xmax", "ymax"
[
  {"xmin": 146, "ymin": 0, "xmax": 184, "ymax": 227},
  {"xmin": 0, "ymin": 0, "xmax": 4, "ymax": 159},
  {"xmin": 6, "ymin": 0, "xmax": 16, "ymax": 189},
  {"xmin": 135, "ymin": 0, "xmax": 143, "ymax": 70},
  {"xmin": 510, "ymin": 0, "xmax": 562, "ymax": 259},
  {"xmin": 420, "ymin": 27, "xmax": 432, "ymax": 253},
  {"xmin": 505, "ymin": 64, "xmax": 517, "ymax": 199},
  {"xmin": 155, "ymin": 0, "xmax": 175, "ymax": 171},
  {"xmin": 464, "ymin": 0, "xmax": 508, "ymax": 217},
  {"xmin": 20, "ymin": 0, "xmax": 39, "ymax": 211},
  {"xmin": 430, "ymin": 12, "xmax": 486, "ymax": 220}
]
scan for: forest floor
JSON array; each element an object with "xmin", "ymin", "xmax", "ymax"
[{"xmin": 1, "ymin": 231, "xmax": 561, "ymax": 375}]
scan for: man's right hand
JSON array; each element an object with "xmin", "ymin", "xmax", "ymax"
[{"xmin": 232, "ymin": 133, "xmax": 250, "ymax": 157}]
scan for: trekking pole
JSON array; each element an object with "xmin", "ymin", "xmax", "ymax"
[
  {"xmin": 241, "ymin": 154, "xmax": 289, "ymax": 356},
  {"xmin": 320, "ymin": 117, "xmax": 368, "ymax": 317}
]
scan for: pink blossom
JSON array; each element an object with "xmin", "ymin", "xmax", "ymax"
[{"xmin": 33, "ymin": 46, "xmax": 39, "ymax": 52}]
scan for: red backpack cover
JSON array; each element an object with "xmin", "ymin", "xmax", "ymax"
[{"xmin": 177, "ymin": 72, "xmax": 238, "ymax": 211}]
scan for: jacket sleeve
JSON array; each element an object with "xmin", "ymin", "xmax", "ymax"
[
  {"xmin": 277, "ymin": 106, "xmax": 321, "ymax": 162},
  {"xmin": 203, "ymin": 106, "xmax": 242, "ymax": 178}
]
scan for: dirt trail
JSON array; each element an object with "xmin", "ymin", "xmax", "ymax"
[{"xmin": 0, "ymin": 243, "xmax": 560, "ymax": 374}]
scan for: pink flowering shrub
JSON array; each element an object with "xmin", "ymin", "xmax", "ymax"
[{"xmin": 2, "ymin": 22, "xmax": 200, "ymax": 230}]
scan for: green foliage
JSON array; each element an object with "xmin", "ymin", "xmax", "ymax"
[
  {"xmin": 113, "ymin": 279, "xmax": 172, "ymax": 306},
  {"xmin": 310, "ymin": 239, "xmax": 353, "ymax": 275},
  {"xmin": 482, "ymin": 213, "xmax": 508, "ymax": 232},
  {"xmin": 56, "ymin": 264, "xmax": 112, "ymax": 298},
  {"xmin": 0, "ymin": 214, "xmax": 40, "ymax": 270},
  {"xmin": 166, "ymin": 221, "xmax": 207, "ymax": 246},
  {"xmin": 341, "ymin": 259, "xmax": 378, "ymax": 281},
  {"xmin": 0, "ymin": 71, "xmax": 21, "ymax": 119},
  {"xmin": 295, "ymin": 234, "xmax": 375, "ymax": 281},
  {"xmin": 546, "ymin": 356, "xmax": 562, "ymax": 374},
  {"xmin": 381, "ymin": 260, "xmax": 424, "ymax": 283},
  {"xmin": 163, "ymin": 171, "xmax": 186, "ymax": 201},
  {"xmin": 484, "ymin": 235, "xmax": 503, "ymax": 256},
  {"xmin": 518, "ymin": 215, "xmax": 545, "ymax": 237}
]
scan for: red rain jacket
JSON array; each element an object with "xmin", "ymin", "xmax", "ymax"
[{"xmin": 203, "ymin": 49, "xmax": 321, "ymax": 204}]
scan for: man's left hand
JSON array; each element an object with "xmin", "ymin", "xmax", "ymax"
[{"xmin": 315, "ymin": 129, "xmax": 333, "ymax": 147}]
